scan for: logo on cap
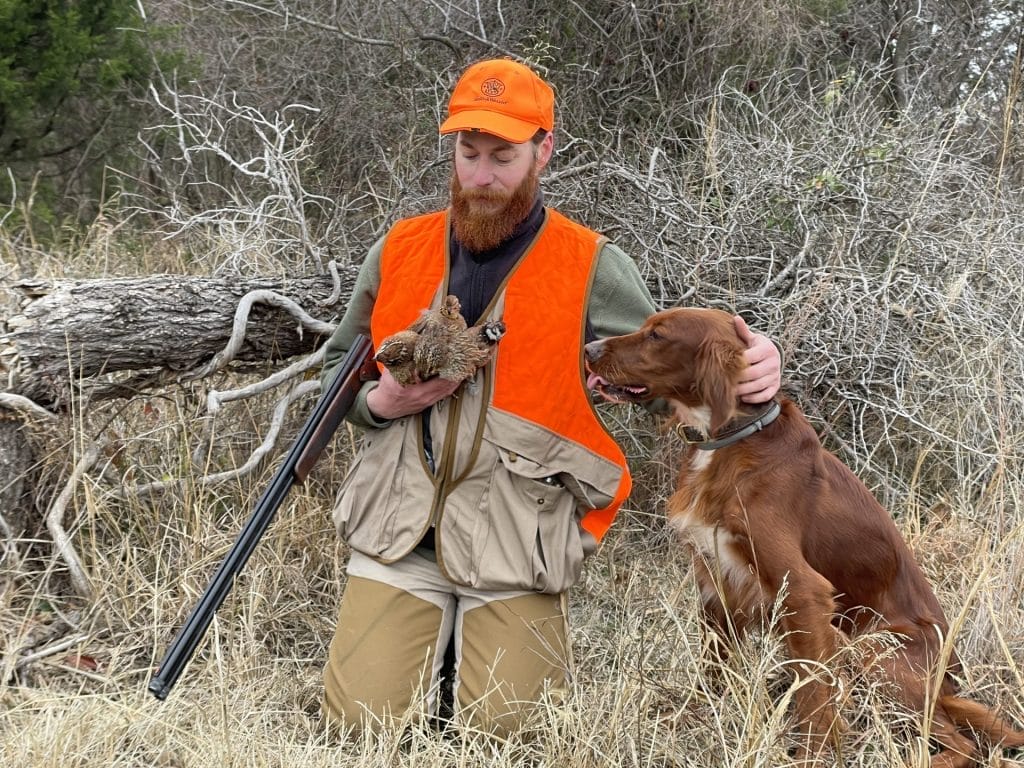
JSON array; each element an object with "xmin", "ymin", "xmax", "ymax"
[{"xmin": 481, "ymin": 78, "xmax": 505, "ymax": 98}]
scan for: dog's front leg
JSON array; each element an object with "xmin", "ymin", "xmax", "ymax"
[
  {"xmin": 693, "ymin": 555, "xmax": 740, "ymax": 662},
  {"xmin": 775, "ymin": 567, "xmax": 845, "ymax": 764}
]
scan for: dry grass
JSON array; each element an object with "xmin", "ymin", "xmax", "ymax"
[
  {"xmin": 3, "ymin": 482, "xmax": 1022, "ymax": 767},
  {"xmin": 2, "ymin": 327, "xmax": 1022, "ymax": 766}
]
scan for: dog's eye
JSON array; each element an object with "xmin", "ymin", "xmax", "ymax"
[{"xmin": 647, "ymin": 328, "xmax": 662, "ymax": 341}]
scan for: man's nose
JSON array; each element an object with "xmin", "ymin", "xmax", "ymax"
[{"xmin": 471, "ymin": 159, "xmax": 495, "ymax": 186}]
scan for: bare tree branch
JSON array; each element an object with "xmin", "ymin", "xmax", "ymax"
[{"xmin": 46, "ymin": 437, "xmax": 106, "ymax": 599}]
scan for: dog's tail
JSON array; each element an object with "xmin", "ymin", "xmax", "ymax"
[{"xmin": 939, "ymin": 694, "xmax": 1024, "ymax": 747}]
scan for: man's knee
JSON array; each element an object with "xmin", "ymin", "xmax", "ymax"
[
  {"xmin": 321, "ymin": 658, "xmax": 415, "ymax": 736},
  {"xmin": 457, "ymin": 679, "xmax": 567, "ymax": 738},
  {"xmin": 321, "ymin": 575, "xmax": 447, "ymax": 734},
  {"xmin": 455, "ymin": 592, "xmax": 570, "ymax": 737}
]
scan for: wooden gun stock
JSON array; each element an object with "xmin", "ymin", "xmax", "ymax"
[{"xmin": 148, "ymin": 334, "xmax": 378, "ymax": 700}]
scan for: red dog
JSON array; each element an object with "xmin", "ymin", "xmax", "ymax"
[{"xmin": 585, "ymin": 307, "xmax": 1024, "ymax": 766}]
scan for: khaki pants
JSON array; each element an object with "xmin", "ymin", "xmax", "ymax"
[{"xmin": 322, "ymin": 550, "xmax": 570, "ymax": 737}]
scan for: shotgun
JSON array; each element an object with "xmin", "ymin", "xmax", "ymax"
[{"xmin": 148, "ymin": 333, "xmax": 378, "ymax": 700}]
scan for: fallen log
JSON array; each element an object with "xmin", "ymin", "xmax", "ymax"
[
  {"xmin": 1, "ymin": 270, "xmax": 357, "ymax": 407},
  {"xmin": 0, "ymin": 267, "xmax": 358, "ymax": 540}
]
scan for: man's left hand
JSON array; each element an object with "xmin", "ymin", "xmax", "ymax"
[{"xmin": 733, "ymin": 315, "xmax": 782, "ymax": 403}]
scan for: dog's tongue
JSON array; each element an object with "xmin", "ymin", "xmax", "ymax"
[{"xmin": 586, "ymin": 372, "xmax": 606, "ymax": 391}]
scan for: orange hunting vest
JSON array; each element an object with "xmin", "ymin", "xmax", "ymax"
[{"xmin": 370, "ymin": 208, "xmax": 631, "ymax": 542}]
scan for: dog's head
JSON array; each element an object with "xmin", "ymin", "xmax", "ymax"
[{"xmin": 585, "ymin": 308, "xmax": 748, "ymax": 434}]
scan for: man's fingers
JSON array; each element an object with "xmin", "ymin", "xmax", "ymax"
[{"xmin": 737, "ymin": 381, "xmax": 775, "ymax": 404}]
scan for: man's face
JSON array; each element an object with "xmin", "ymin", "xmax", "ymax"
[
  {"xmin": 453, "ymin": 131, "xmax": 546, "ymax": 198},
  {"xmin": 449, "ymin": 130, "xmax": 553, "ymax": 253}
]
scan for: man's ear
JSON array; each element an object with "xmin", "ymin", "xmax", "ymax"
[
  {"xmin": 695, "ymin": 338, "xmax": 743, "ymax": 435},
  {"xmin": 536, "ymin": 131, "xmax": 554, "ymax": 170}
]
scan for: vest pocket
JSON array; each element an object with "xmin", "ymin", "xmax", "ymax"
[
  {"xmin": 331, "ymin": 419, "xmax": 423, "ymax": 558},
  {"xmin": 476, "ymin": 441, "xmax": 584, "ymax": 593}
]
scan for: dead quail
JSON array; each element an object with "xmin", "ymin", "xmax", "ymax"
[
  {"xmin": 375, "ymin": 295, "xmax": 505, "ymax": 385},
  {"xmin": 375, "ymin": 297, "xmax": 464, "ymax": 384},
  {"xmin": 434, "ymin": 319, "xmax": 506, "ymax": 382}
]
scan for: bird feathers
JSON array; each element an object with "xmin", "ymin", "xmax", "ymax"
[{"xmin": 375, "ymin": 295, "xmax": 506, "ymax": 386}]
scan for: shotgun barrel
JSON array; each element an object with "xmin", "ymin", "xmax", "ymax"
[{"xmin": 148, "ymin": 334, "xmax": 377, "ymax": 700}]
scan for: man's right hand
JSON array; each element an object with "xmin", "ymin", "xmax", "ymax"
[{"xmin": 366, "ymin": 368, "xmax": 461, "ymax": 420}]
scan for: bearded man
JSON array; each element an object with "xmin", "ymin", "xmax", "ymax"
[{"xmin": 318, "ymin": 58, "xmax": 782, "ymax": 737}]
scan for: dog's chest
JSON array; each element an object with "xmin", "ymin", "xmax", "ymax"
[
  {"xmin": 671, "ymin": 512, "xmax": 756, "ymax": 599},
  {"xmin": 669, "ymin": 450, "xmax": 760, "ymax": 603}
]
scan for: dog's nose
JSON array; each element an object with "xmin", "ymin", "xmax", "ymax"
[{"xmin": 584, "ymin": 340, "xmax": 604, "ymax": 362}]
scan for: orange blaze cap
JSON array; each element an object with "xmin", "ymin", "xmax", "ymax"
[{"xmin": 440, "ymin": 58, "xmax": 554, "ymax": 144}]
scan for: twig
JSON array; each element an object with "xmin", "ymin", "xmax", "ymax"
[
  {"xmin": 15, "ymin": 633, "xmax": 91, "ymax": 671},
  {"xmin": 0, "ymin": 392, "xmax": 60, "ymax": 421},
  {"xmin": 222, "ymin": 0, "xmax": 390, "ymax": 44},
  {"xmin": 207, "ymin": 346, "xmax": 324, "ymax": 413},
  {"xmin": 119, "ymin": 380, "xmax": 319, "ymax": 500},
  {"xmin": 181, "ymin": 289, "xmax": 336, "ymax": 382},
  {"xmin": 46, "ymin": 438, "xmax": 107, "ymax": 599},
  {"xmin": 318, "ymin": 260, "xmax": 343, "ymax": 307},
  {"xmin": 761, "ymin": 225, "xmax": 812, "ymax": 296},
  {"xmin": 191, "ymin": 348, "xmax": 323, "ymax": 466}
]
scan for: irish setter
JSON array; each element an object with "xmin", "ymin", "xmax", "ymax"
[{"xmin": 585, "ymin": 307, "xmax": 1023, "ymax": 767}]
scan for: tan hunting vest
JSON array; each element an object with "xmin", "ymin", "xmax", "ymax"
[{"xmin": 333, "ymin": 207, "xmax": 631, "ymax": 593}]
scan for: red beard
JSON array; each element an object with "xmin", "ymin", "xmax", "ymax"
[{"xmin": 450, "ymin": 166, "xmax": 538, "ymax": 253}]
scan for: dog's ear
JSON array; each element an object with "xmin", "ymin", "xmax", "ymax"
[{"xmin": 695, "ymin": 337, "xmax": 743, "ymax": 434}]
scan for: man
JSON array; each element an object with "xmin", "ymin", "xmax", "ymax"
[{"xmin": 319, "ymin": 57, "xmax": 781, "ymax": 737}]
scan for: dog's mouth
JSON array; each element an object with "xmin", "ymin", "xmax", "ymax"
[{"xmin": 586, "ymin": 372, "xmax": 650, "ymax": 403}]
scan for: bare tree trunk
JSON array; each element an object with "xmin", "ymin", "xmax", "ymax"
[
  {"xmin": 1, "ymin": 271, "xmax": 356, "ymax": 407},
  {"xmin": 885, "ymin": 0, "xmax": 916, "ymax": 117}
]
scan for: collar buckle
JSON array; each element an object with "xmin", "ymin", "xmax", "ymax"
[{"xmin": 675, "ymin": 424, "xmax": 707, "ymax": 445}]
